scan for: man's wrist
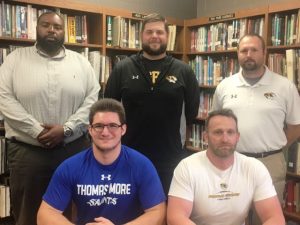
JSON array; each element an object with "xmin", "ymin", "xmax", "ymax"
[{"xmin": 63, "ymin": 125, "xmax": 73, "ymax": 137}]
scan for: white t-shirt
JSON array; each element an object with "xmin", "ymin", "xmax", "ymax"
[{"xmin": 168, "ymin": 151, "xmax": 276, "ymax": 225}]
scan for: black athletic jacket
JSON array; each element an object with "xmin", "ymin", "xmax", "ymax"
[{"xmin": 104, "ymin": 51, "xmax": 200, "ymax": 168}]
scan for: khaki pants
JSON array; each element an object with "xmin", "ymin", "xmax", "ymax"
[{"xmin": 250, "ymin": 152, "xmax": 286, "ymax": 225}]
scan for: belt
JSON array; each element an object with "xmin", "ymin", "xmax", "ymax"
[
  {"xmin": 7, "ymin": 134, "xmax": 88, "ymax": 148},
  {"xmin": 242, "ymin": 149, "xmax": 282, "ymax": 158}
]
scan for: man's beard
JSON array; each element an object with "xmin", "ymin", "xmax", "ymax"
[
  {"xmin": 209, "ymin": 142, "xmax": 236, "ymax": 158},
  {"xmin": 36, "ymin": 34, "xmax": 64, "ymax": 54},
  {"xmin": 240, "ymin": 60, "xmax": 258, "ymax": 71},
  {"xmin": 93, "ymin": 139, "xmax": 121, "ymax": 153},
  {"xmin": 142, "ymin": 43, "xmax": 167, "ymax": 56}
]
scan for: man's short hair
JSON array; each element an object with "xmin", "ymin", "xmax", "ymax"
[
  {"xmin": 37, "ymin": 11, "xmax": 64, "ymax": 25},
  {"xmin": 238, "ymin": 33, "xmax": 266, "ymax": 52},
  {"xmin": 141, "ymin": 13, "xmax": 169, "ymax": 33},
  {"xmin": 205, "ymin": 109, "xmax": 238, "ymax": 131},
  {"xmin": 89, "ymin": 98, "xmax": 126, "ymax": 125}
]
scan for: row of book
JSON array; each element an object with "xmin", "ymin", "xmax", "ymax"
[
  {"xmin": 189, "ymin": 55, "xmax": 240, "ymax": 86},
  {"xmin": 0, "ymin": 45, "xmax": 22, "ymax": 65},
  {"xmin": 271, "ymin": 10, "xmax": 300, "ymax": 46},
  {"xmin": 0, "ymin": 1, "xmax": 88, "ymax": 44},
  {"xmin": 106, "ymin": 15, "xmax": 177, "ymax": 51},
  {"xmin": 65, "ymin": 14, "xmax": 88, "ymax": 44},
  {"xmin": 190, "ymin": 17, "xmax": 264, "ymax": 52},
  {"xmin": 189, "ymin": 49, "xmax": 300, "ymax": 89},
  {"xmin": 107, "ymin": 16, "xmax": 142, "ymax": 49},
  {"xmin": 287, "ymin": 142, "xmax": 300, "ymax": 174},
  {"xmin": 285, "ymin": 180, "xmax": 300, "ymax": 213},
  {"xmin": 285, "ymin": 141, "xmax": 300, "ymax": 214},
  {"xmin": 198, "ymin": 91, "xmax": 213, "ymax": 119},
  {"xmin": 268, "ymin": 53, "xmax": 286, "ymax": 78},
  {"xmin": 188, "ymin": 123, "xmax": 207, "ymax": 150},
  {"xmin": 166, "ymin": 25, "xmax": 177, "ymax": 51},
  {"xmin": 1, "ymin": 2, "xmax": 38, "ymax": 39},
  {"xmin": 268, "ymin": 49, "xmax": 300, "ymax": 89},
  {"xmin": 78, "ymin": 48, "xmax": 111, "ymax": 84},
  {"xmin": 0, "ymin": 185, "xmax": 10, "ymax": 218}
]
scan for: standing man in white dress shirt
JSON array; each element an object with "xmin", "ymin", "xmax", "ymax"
[{"xmin": 0, "ymin": 12, "xmax": 100, "ymax": 225}]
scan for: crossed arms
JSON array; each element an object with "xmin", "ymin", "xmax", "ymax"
[
  {"xmin": 37, "ymin": 200, "xmax": 166, "ymax": 225},
  {"xmin": 167, "ymin": 195, "xmax": 285, "ymax": 225}
]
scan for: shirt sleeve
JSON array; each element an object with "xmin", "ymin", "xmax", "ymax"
[
  {"xmin": 42, "ymin": 163, "xmax": 73, "ymax": 211},
  {"xmin": 64, "ymin": 57, "xmax": 100, "ymax": 141},
  {"xmin": 137, "ymin": 157, "xmax": 166, "ymax": 209},
  {"xmin": 0, "ymin": 50, "xmax": 43, "ymax": 138},
  {"xmin": 168, "ymin": 160, "xmax": 194, "ymax": 202},
  {"xmin": 211, "ymin": 84, "xmax": 223, "ymax": 111},
  {"xmin": 285, "ymin": 80, "xmax": 300, "ymax": 125},
  {"xmin": 252, "ymin": 160, "xmax": 277, "ymax": 202},
  {"xmin": 104, "ymin": 60, "xmax": 123, "ymax": 101},
  {"xmin": 183, "ymin": 64, "xmax": 200, "ymax": 125}
]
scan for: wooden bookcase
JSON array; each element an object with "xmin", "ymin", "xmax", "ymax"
[
  {"xmin": 267, "ymin": 0, "xmax": 300, "ymax": 88},
  {"xmin": 10, "ymin": 0, "xmax": 104, "ymax": 47}
]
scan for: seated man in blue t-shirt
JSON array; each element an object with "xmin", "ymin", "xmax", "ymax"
[{"xmin": 37, "ymin": 98, "xmax": 166, "ymax": 225}]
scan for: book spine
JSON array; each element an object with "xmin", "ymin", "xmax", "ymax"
[
  {"xmin": 106, "ymin": 15, "xmax": 112, "ymax": 46},
  {"xmin": 67, "ymin": 16, "xmax": 76, "ymax": 43}
]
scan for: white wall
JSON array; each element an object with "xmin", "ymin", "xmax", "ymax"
[
  {"xmin": 75, "ymin": 0, "xmax": 197, "ymax": 19},
  {"xmin": 197, "ymin": 0, "xmax": 286, "ymax": 17},
  {"xmin": 75, "ymin": 0, "xmax": 290, "ymax": 21}
]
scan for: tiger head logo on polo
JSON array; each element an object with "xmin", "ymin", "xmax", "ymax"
[
  {"xmin": 166, "ymin": 75, "xmax": 177, "ymax": 83},
  {"xmin": 264, "ymin": 92, "xmax": 276, "ymax": 100}
]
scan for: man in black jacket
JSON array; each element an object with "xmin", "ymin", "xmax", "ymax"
[{"xmin": 105, "ymin": 13, "xmax": 200, "ymax": 194}]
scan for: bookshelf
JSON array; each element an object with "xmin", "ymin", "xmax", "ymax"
[
  {"xmin": 102, "ymin": 7, "xmax": 144, "ymax": 86},
  {"xmin": 8, "ymin": 0, "xmax": 104, "ymax": 46},
  {"xmin": 267, "ymin": 0, "xmax": 300, "ymax": 89}
]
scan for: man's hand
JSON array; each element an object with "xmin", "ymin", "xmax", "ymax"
[
  {"xmin": 37, "ymin": 124, "xmax": 64, "ymax": 148},
  {"xmin": 86, "ymin": 217, "xmax": 115, "ymax": 225}
]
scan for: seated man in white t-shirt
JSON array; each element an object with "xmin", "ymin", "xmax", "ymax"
[{"xmin": 167, "ymin": 109, "xmax": 285, "ymax": 225}]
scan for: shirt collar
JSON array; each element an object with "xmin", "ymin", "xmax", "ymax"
[
  {"xmin": 237, "ymin": 65, "xmax": 272, "ymax": 87},
  {"xmin": 35, "ymin": 43, "xmax": 66, "ymax": 59}
]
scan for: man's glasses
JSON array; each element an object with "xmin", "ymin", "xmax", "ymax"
[{"xmin": 91, "ymin": 123, "xmax": 122, "ymax": 133}]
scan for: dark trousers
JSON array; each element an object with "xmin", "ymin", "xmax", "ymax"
[
  {"xmin": 156, "ymin": 149, "xmax": 193, "ymax": 196},
  {"xmin": 7, "ymin": 135, "xmax": 91, "ymax": 225},
  {"xmin": 157, "ymin": 168, "xmax": 174, "ymax": 196}
]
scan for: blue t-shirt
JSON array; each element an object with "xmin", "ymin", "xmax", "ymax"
[{"xmin": 43, "ymin": 145, "xmax": 166, "ymax": 225}]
